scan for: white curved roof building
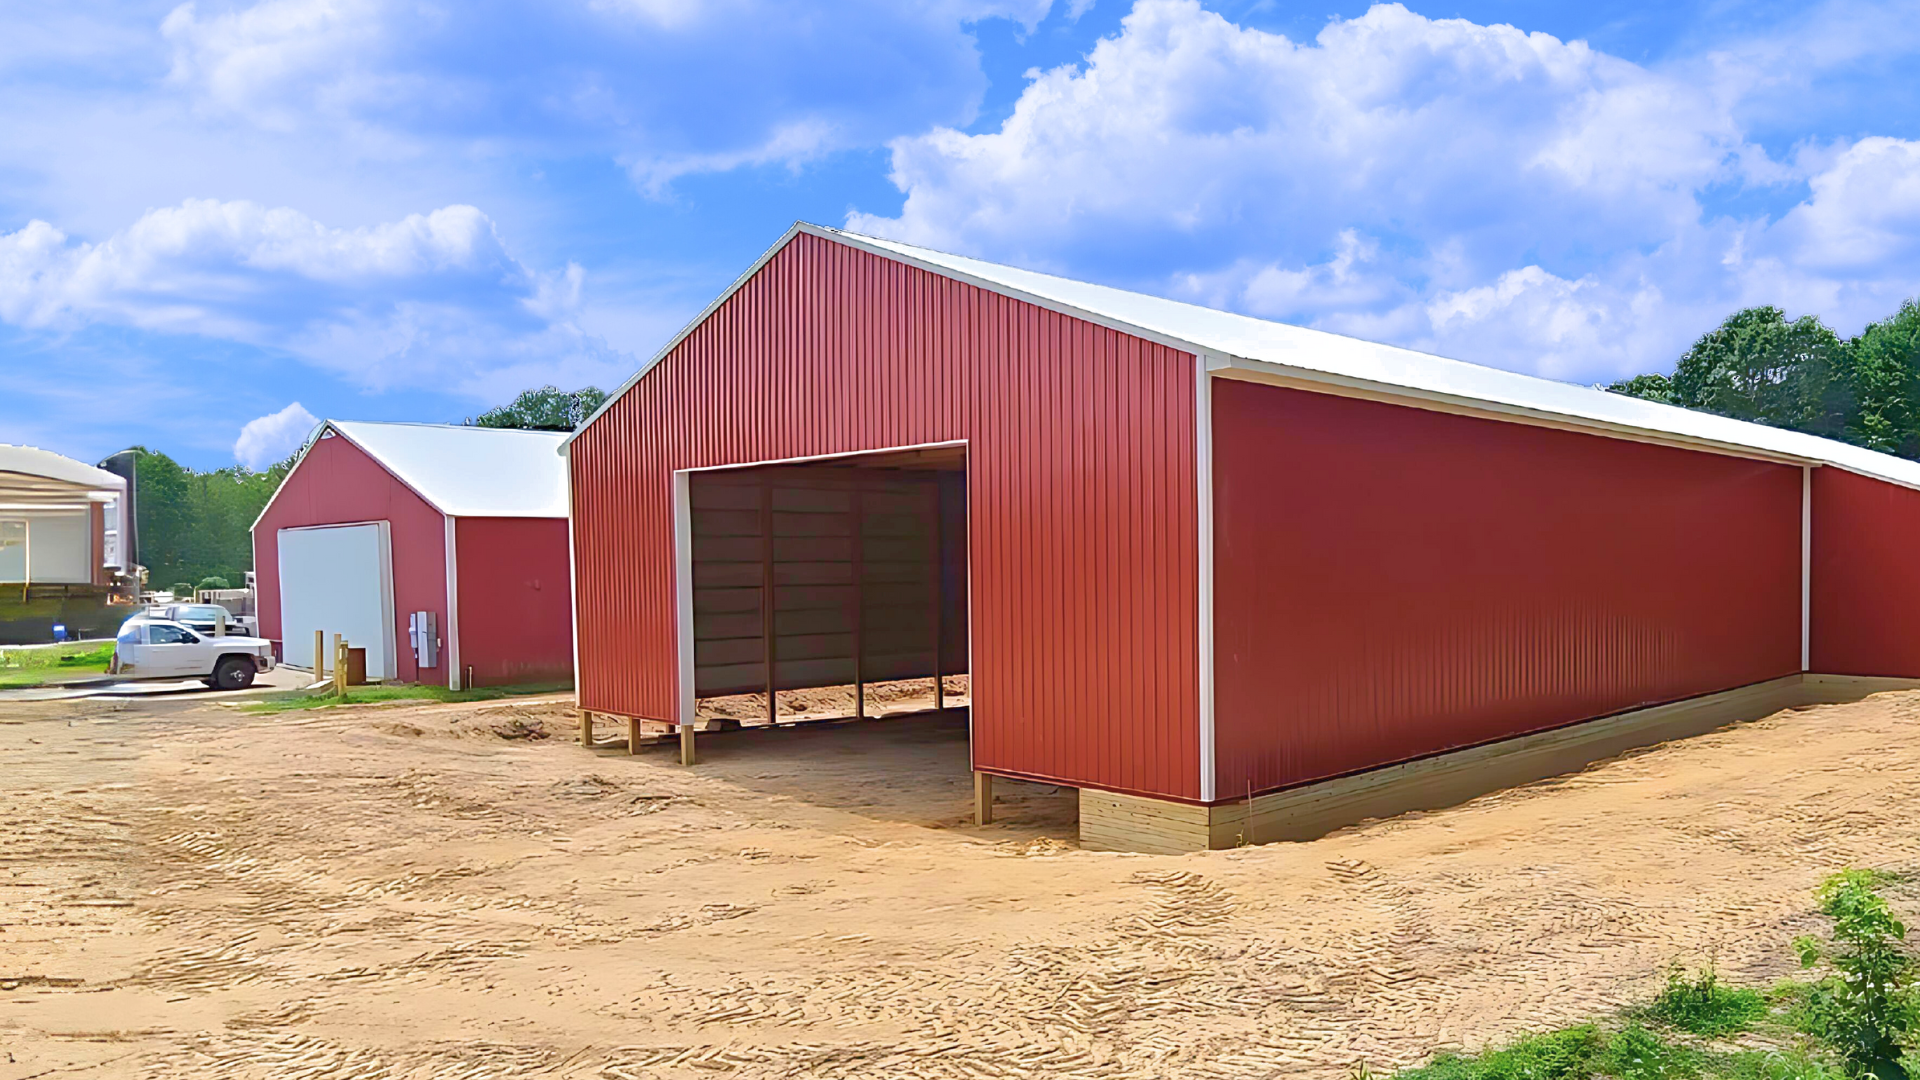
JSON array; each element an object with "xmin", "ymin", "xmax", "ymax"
[{"xmin": 0, "ymin": 444, "xmax": 128, "ymax": 586}]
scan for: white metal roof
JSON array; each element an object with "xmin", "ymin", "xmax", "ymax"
[
  {"xmin": 331, "ymin": 421, "xmax": 569, "ymax": 518},
  {"xmin": 571, "ymin": 222, "xmax": 1920, "ymax": 491},
  {"xmin": 301, "ymin": 421, "xmax": 569, "ymax": 520},
  {"xmin": 0, "ymin": 444, "xmax": 126, "ymax": 510}
]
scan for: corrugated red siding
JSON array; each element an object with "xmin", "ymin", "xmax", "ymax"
[
  {"xmin": 571, "ymin": 232, "xmax": 1201, "ymax": 800},
  {"xmin": 453, "ymin": 517, "xmax": 575, "ymax": 687},
  {"xmin": 253, "ymin": 433, "xmax": 447, "ymax": 684},
  {"xmin": 1211, "ymin": 380, "xmax": 1802, "ymax": 800},
  {"xmin": 1811, "ymin": 467, "xmax": 1920, "ymax": 677}
]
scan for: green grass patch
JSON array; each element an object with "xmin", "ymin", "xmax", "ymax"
[
  {"xmin": 1396, "ymin": 1025, "xmax": 1606, "ymax": 1080},
  {"xmin": 1722, "ymin": 1049, "xmax": 1849, "ymax": 1080},
  {"xmin": 242, "ymin": 681, "xmax": 571, "ymax": 714},
  {"xmin": 1648, "ymin": 966, "xmax": 1771, "ymax": 1038},
  {"xmin": 1606, "ymin": 1023, "xmax": 1703, "ymax": 1080},
  {"xmin": 1387, "ymin": 872, "xmax": 1920, "ymax": 1080},
  {"xmin": 0, "ymin": 642, "xmax": 114, "ymax": 688}
]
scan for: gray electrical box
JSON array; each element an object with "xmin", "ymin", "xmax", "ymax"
[{"xmin": 408, "ymin": 610, "xmax": 439, "ymax": 669}]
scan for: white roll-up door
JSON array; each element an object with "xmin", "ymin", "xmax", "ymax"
[{"xmin": 278, "ymin": 522, "xmax": 396, "ymax": 679}]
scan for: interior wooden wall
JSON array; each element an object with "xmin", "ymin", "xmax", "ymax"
[{"xmin": 690, "ymin": 464, "xmax": 968, "ymax": 700}]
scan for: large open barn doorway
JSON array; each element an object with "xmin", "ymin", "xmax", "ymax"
[{"xmin": 683, "ymin": 444, "xmax": 969, "ymax": 735}]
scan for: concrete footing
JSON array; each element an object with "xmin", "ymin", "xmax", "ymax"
[{"xmin": 1080, "ymin": 673, "xmax": 1920, "ymax": 854}]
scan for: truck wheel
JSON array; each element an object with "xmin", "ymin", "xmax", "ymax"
[{"xmin": 214, "ymin": 657, "xmax": 256, "ymax": 690}]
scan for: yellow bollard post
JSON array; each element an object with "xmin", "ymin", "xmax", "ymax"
[
  {"xmin": 334, "ymin": 637, "xmax": 348, "ymax": 699},
  {"xmin": 314, "ymin": 630, "xmax": 326, "ymax": 677}
]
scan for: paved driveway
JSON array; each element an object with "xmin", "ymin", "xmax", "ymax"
[{"xmin": 0, "ymin": 664, "xmax": 311, "ymax": 703}]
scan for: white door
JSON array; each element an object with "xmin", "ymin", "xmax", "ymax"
[{"xmin": 278, "ymin": 522, "xmax": 397, "ymax": 679}]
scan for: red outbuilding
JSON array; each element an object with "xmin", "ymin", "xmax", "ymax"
[
  {"xmin": 254, "ymin": 421, "xmax": 573, "ymax": 690},
  {"xmin": 565, "ymin": 223, "xmax": 1920, "ymax": 852}
]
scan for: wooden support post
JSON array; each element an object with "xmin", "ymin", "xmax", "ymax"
[
  {"xmin": 679, "ymin": 722, "xmax": 696, "ymax": 767},
  {"xmin": 931, "ymin": 480, "xmax": 944, "ymax": 714},
  {"xmin": 974, "ymin": 771, "xmax": 993, "ymax": 826},
  {"xmin": 851, "ymin": 483, "xmax": 865, "ymax": 721},
  {"xmin": 628, "ymin": 716, "xmax": 643, "ymax": 756},
  {"xmin": 578, "ymin": 709, "xmax": 593, "ymax": 747},
  {"xmin": 333, "ymin": 637, "xmax": 348, "ymax": 699},
  {"xmin": 761, "ymin": 478, "xmax": 777, "ymax": 727},
  {"xmin": 314, "ymin": 629, "xmax": 326, "ymax": 677}
]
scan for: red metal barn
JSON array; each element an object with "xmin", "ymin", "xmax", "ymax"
[
  {"xmin": 567, "ymin": 223, "xmax": 1920, "ymax": 852},
  {"xmin": 253, "ymin": 421, "xmax": 573, "ymax": 690}
]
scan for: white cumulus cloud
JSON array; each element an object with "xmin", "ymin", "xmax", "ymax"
[
  {"xmin": 158, "ymin": 0, "xmax": 1074, "ymax": 191},
  {"xmin": 234, "ymin": 401, "xmax": 319, "ymax": 469},
  {"xmin": 0, "ymin": 198, "xmax": 634, "ymax": 397},
  {"xmin": 849, "ymin": 0, "xmax": 1920, "ymax": 382}
]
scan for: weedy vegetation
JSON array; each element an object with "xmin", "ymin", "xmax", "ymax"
[
  {"xmin": 1650, "ymin": 964, "xmax": 1771, "ymax": 1038},
  {"xmin": 1383, "ymin": 871, "xmax": 1920, "ymax": 1080},
  {"xmin": 1792, "ymin": 871, "xmax": 1919, "ymax": 1080}
]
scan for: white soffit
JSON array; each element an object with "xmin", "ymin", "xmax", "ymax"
[{"xmin": 329, "ymin": 421, "xmax": 569, "ymax": 518}]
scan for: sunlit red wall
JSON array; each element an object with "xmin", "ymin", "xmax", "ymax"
[
  {"xmin": 453, "ymin": 516, "xmax": 574, "ymax": 687},
  {"xmin": 570, "ymin": 232, "xmax": 1202, "ymax": 800},
  {"xmin": 252, "ymin": 433, "xmax": 447, "ymax": 684},
  {"xmin": 1810, "ymin": 466, "xmax": 1920, "ymax": 677},
  {"xmin": 1210, "ymin": 380, "xmax": 1803, "ymax": 800}
]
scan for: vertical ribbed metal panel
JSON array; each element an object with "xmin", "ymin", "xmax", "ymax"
[
  {"xmin": 1810, "ymin": 467, "xmax": 1920, "ymax": 677},
  {"xmin": 1211, "ymin": 380, "xmax": 1802, "ymax": 800},
  {"xmin": 451, "ymin": 517, "xmax": 574, "ymax": 687},
  {"xmin": 570, "ymin": 233, "xmax": 1201, "ymax": 800}
]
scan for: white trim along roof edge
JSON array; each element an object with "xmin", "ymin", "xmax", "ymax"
[
  {"xmin": 251, "ymin": 420, "xmax": 569, "ymax": 533},
  {"xmin": 562, "ymin": 221, "xmax": 1920, "ymax": 494}
]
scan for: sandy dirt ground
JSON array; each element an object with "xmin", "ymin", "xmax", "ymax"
[
  {"xmin": 694, "ymin": 676, "xmax": 970, "ymax": 725},
  {"xmin": 7, "ymin": 689, "xmax": 1920, "ymax": 1080}
]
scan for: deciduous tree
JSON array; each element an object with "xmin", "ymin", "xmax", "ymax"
[{"xmin": 468, "ymin": 386, "xmax": 610, "ymax": 431}]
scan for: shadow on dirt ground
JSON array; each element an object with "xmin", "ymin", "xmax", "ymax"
[{"xmin": 600, "ymin": 707, "xmax": 1079, "ymax": 834}]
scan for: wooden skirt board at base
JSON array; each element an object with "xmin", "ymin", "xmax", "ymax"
[{"xmin": 1079, "ymin": 673, "xmax": 1920, "ymax": 854}]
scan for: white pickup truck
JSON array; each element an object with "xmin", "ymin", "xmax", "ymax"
[{"xmin": 110, "ymin": 619, "xmax": 277, "ymax": 690}]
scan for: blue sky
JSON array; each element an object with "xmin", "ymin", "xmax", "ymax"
[{"xmin": 4, "ymin": 0, "xmax": 1918, "ymax": 470}]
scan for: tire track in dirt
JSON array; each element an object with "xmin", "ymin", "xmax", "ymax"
[{"xmin": 14, "ymin": 691, "xmax": 1920, "ymax": 1080}]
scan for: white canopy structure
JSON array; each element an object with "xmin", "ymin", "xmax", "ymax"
[{"xmin": 0, "ymin": 444, "xmax": 127, "ymax": 585}]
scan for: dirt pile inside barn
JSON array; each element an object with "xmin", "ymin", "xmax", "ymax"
[
  {"xmin": 7, "ymin": 689, "xmax": 1920, "ymax": 1079},
  {"xmin": 696, "ymin": 674, "xmax": 971, "ymax": 723}
]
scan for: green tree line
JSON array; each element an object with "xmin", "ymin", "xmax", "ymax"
[
  {"xmin": 131, "ymin": 449, "xmax": 293, "ymax": 592},
  {"xmin": 1606, "ymin": 299, "xmax": 1920, "ymax": 459}
]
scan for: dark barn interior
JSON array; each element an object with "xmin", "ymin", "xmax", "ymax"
[{"xmin": 688, "ymin": 446, "xmax": 968, "ymax": 726}]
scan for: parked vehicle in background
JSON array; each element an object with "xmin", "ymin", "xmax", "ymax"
[
  {"xmin": 110, "ymin": 619, "xmax": 275, "ymax": 689},
  {"xmin": 130, "ymin": 602, "xmax": 257, "ymax": 638},
  {"xmin": 197, "ymin": 583, "xmax": 258, "ymax": 634}
]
